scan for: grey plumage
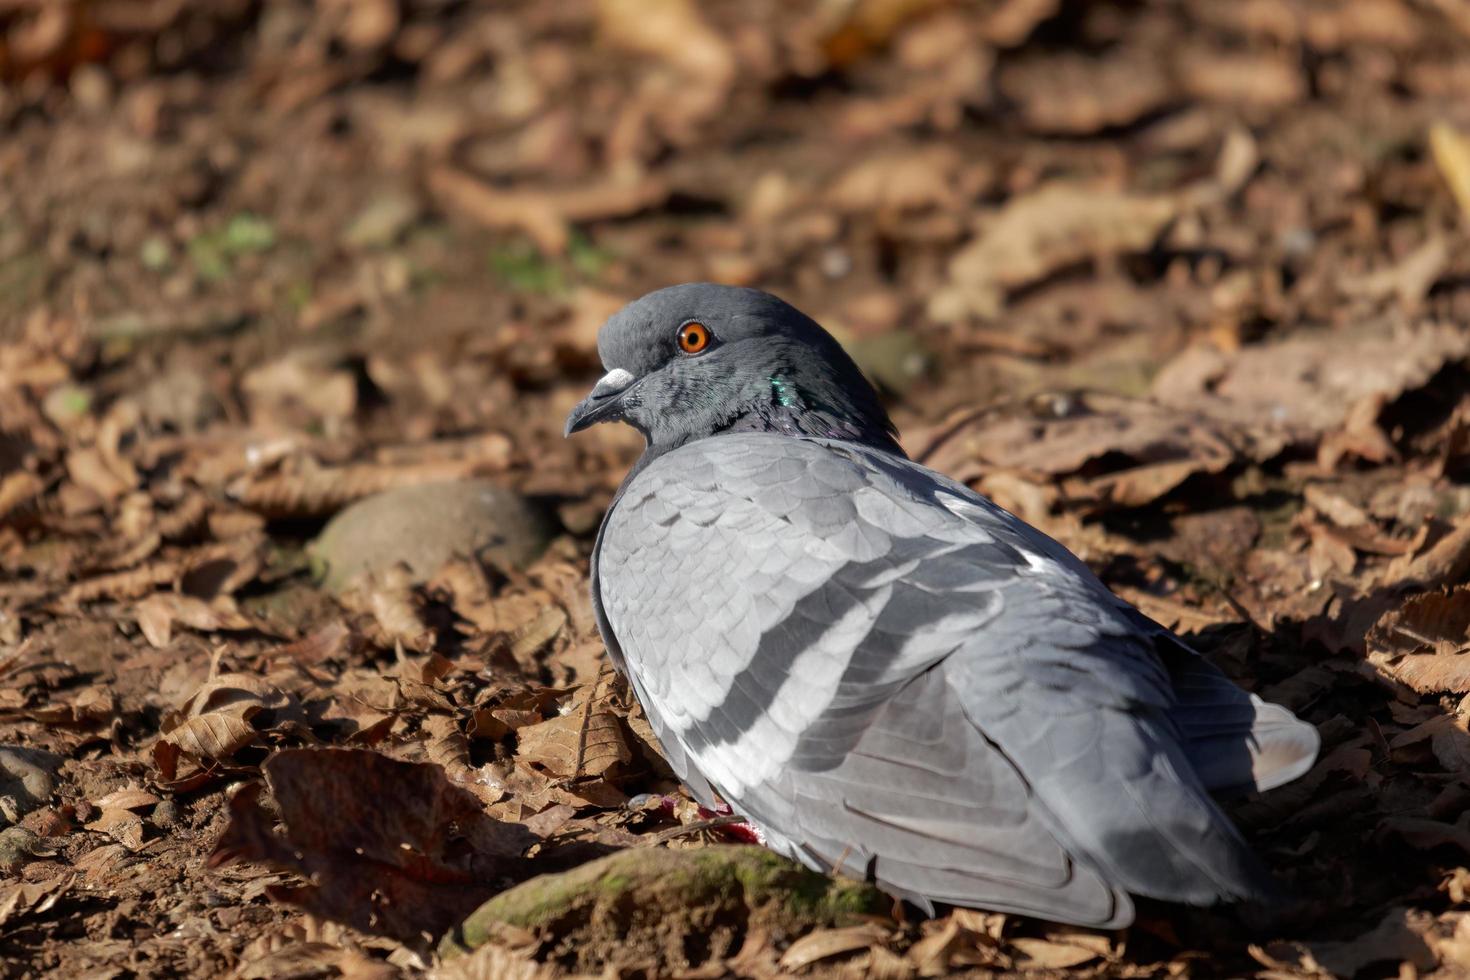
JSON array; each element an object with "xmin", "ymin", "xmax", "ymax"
[{"xmin": 566, "ymin": 283, "xmax": 1319, "ymax": 927}]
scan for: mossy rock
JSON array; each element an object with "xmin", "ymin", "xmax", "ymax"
[{"xmin": 442, "ymin": 845, "xmax": 883, "ymax": 974}]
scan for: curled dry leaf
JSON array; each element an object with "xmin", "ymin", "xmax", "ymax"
[
  {"xmin": 1382, "ymin": 517, "xmax": 1470, "ymax": 593},
  {"xmin": 209, "ymin": 748, "xmax": 536, "ymax": 943},
  {"xmin": 62, "ymin": 561, "xmax": 180, "ymax": 607},
  {"xmin": 176, "ymin": 671, "xmax": 297, "ymax": 721},
  {"xmin": 65, "ymin": 446, "xmax": 133, "ymax": 505},
  {"xmin": 1367, "ymin": 588, "xmax": 1470, "ymax": 693},
  {"xmin": 0, "ymin": 876, "xmax": 72, "ymax": 931},
  {"xmin": 133, "ymin": 593, "xmax": 255, "ymax": 648},
  {"xmin": 778, "ymin": 924, "xmax": 892, "ymax": 971},
  {"xmin": 422, "ymin": 713, "xmax": 473, "ymax": 776},
  {"xmin": 1176, "ymin": 48, "xmax": 1305, "ymax": 109},
  {"xmin": 92, "ymin": 787, "xmax": 162, "ymax": 811},
  {"xmin": 371, "ymin": 583, "xmax": 434, "ymax": 652},
  {"xmin": 1010, "ymin": 930, "xmax": 1114, "ymax": 969}
]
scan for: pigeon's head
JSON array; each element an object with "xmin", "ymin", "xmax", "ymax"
[{"xmin": 564, "ymin": 283, "xmax": 902, "ymax": 458}]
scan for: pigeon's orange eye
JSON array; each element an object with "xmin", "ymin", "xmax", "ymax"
[{"xmin": 678, "ymin": 322, "xmax": 711, "ymax": 354}]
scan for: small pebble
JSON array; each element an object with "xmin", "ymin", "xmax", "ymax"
[
  {"xmin": 0, "ymin": 827, "xmax": 43, "ymax": 873},
  {"xmin": 152, "ymin": 800, "xmax": 182, "ymax": 829}
]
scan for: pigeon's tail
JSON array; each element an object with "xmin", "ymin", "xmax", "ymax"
[
  {"xmin": 1019, "ymin": 703, "xmax": 1284, "ymax": 911},
  {"xmin": 1166, "ymin": 653, "xmax": 1321, "ymax": 795}
]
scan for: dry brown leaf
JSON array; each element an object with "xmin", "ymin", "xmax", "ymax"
[
  {"xmin": 919, "ymin": 393, "xmax": 1245, "ymax": 512},
  {"xmin": 93, "ymin": 787, "xmax": 162, "ymax": 811},
  {"xmin": 134, "ymin": 593, "xmax": 255, "ymax": 648},
  {"xmin": 1070, "ymin": 456, "xmax": 1230, "ymax": 509},
  {"xmin": 999, "ymin": 50, "xmax": 1171, "ymax": 135},
  {"xmin": 430, "ymin": 940, "xmax": 561, "ymax": 980},
  {"xmin": 241, "ymin": 354, "xmax": 359, "ymax": 427},
  {"xmin": 1368, "ymin": 588, "xmax": 1470, "ymax": 693},
  {"xmin": 509, "ymin": 606, "xmax": 568, "ymax": 662},
  {"xmin": 29, "ymin": 687, "xmax": 114, "ymax": 726},
  {"xmin": 930, "ymin": 184, "xmax": 1181, "ymax": 321},
  {"xmin": 1305, "ymin": 485, "xmax": 1371, "ymax": 529},
  {"xmin": 62, "ymin": 561, "xmax": 179, "ymax": 606},
  {"xmin": 980, "ymin": 0, "xmax": 1058, "ymax": 45},
  {"xmin": 65, "ymin": 446, "xmax": 133, "ymax": 504},
  {"xmin": 1342, "ymin": 235, "xmax": 1448, "ymax": 310},
  {"xmin": 1306, "ymin": 521, "xmax": 1357, "ymax": 580},
  {"xmin": 778, "ymin": 924, "xmax": 891, "ymax": 971},
  {"xmin": 0, "ymin": 471, "xmax": 44, "ymax": 522},
  {"xmin": 161, "ymin": 712, "xmax": 258, "ymax": 761},
  {"xmin": 1156, "ymin": 320, "xmax": 1470, "ymax": 442},
  {"xmin": 1391, "ymin": 715, "xmax": 1470, "ymax": 775},
  {"xmin": 1434, "ymin": 912, "xmax": 1470, "ymax": 972},
  {"xmin": 237, "ymin": 942, "xmax": 400, "ymax": 980},
  {"xmin": 1177, "ymin": 48, "xmax": 1305, "ymax": 109},
  {"xmin": 1383, "ymin": 518, "xmax": 1470, "ymax": 592},
  {"xmin": 515, "ymin": 697, "xmax": 630, "ymax": 779},
  {"xmin": 596, "ymin": 0, "xmax": 735, "ymax": 87},
  {"xmin": 907, "ymin": 917, "xmax": 962, "ymax": 976},
  {"xmin": 428, "ymin": 167, "xmax": 669, "ymax": 256},
  {"xmin": 177, "ymin": 671, "xmax": 295, "ymax": 721},
  {"xmin": 0, "ymin": 876, "xmax": 71, "ymax": 929},
  {"xmin": 827, "ymin": 146, "xmax": 962, "ymax": 216},
  {"xmin": 423, "ymin": 713, "xmax": 473, "ymax": 776},
  {"xmin": 84, "ymin": 808, "xmax": 146, "ymax": 850},
  {"xmin": 1010, "ymin": 931, "xmax": 1113, "ymax": 969}
]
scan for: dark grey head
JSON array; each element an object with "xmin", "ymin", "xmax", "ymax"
[{"xmin": 564, "ymin": 283, "xmax": 902, "ymax": 460}]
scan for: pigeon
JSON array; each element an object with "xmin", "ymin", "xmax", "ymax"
[{"xmin": 565, "ymin": 283, "xmax": 1319, "ymax": 927}]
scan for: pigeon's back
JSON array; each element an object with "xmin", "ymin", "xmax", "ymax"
[{"xmin": 593, "ymin": 432, "xmax": 1318, "ymax": 927}]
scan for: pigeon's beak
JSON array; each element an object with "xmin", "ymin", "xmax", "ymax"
[{"xmin": 564, "ymin": 367, "xmax": 635, "ymax": 436}]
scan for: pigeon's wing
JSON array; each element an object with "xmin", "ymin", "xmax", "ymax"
[{"xmin": 596, "ymin": 433, "xmax": 1309, "ymax": 925}]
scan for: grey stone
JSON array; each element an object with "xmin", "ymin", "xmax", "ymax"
[{"xmin": 311, "ymin": 480, "xmax": 554, "ymax": 593}]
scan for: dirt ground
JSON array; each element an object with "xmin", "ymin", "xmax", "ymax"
[{"xmin": 5, "ymin": 0, "xmax": 1470, "ymax": 976}]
